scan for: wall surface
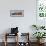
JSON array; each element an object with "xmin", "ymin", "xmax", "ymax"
[{"xmin": 0, "ymin": 0, "xmax": 36, "ymax": 42}]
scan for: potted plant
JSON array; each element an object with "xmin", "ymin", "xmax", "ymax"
[
  {"xmin": 32, "ymin": 25, "xmax": 39, "ymax": 30},
  {"xmin": 40, "ymin": 26, "xmax": 45, "ymax": 29},
  {"xmin": 33, "ymin": 32, "xmax": 46, "ymax": 43},
  {"xmin": 32, "ymin": 24, "xmax": 45, "ymax": 30}
]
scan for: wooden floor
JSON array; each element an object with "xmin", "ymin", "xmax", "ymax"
[{"xmin": 0, "ymin": 42, "xmax": 46, "ymax": 46}]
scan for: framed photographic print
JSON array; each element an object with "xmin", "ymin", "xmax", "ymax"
[
  {"xmin": 10, "ymin": 10, "xmax": 24, "ymax": 17},
  {"xmin": 36, "ymin": 0, "xmax": 46, "ymax": 26},
  {"xmin": 37, "ymin": 0, "xmax": 46, "ymax": 18}
]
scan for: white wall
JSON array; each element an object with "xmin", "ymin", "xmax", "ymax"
[{"xmin": 0, "ymin": 0, "xmax": 36, "ymax": 42}]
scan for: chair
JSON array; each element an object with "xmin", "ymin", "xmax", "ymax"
[
  {"xmin": 4, "ymin": 33, "xmax": 18, "ymax": 46},
  {"xmin": 4, "ymin": 27, "xmax": 19, "ymax": 46}
]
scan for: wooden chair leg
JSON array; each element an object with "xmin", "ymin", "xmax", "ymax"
[
  {"xmin": 4, "ymin": 33, "xmax": 7, "ymax": 46},
  {"xmin": 17, "ymin": 34, "xmax": 18, "ymax": 46},
  {"xmin": 4, "ymin": 41, "xmax": 7, "ymax": 46},
  {"xmin": 15, "ymin": 33, "xmax": 18, "ymax": 46}
]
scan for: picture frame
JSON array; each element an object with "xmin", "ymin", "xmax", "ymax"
[
  {"xmin": 36, "ymin": 0, "xmax": 46, "ymax": 26},
  {"xmin": 10, "ymin": 10, "xmax": 24, "ymax": 17}
]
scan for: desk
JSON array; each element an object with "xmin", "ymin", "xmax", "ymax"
[
  {"xmin": 4, "ymin": 33, "xmax": 18, "ymax": 46},
  {"xmin": 4, "ymin": 33, "xmax": 30, "ymax": 46}
]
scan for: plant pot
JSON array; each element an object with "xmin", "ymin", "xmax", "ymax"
[
  {"xmin": 37, "ymin": 39, "xmax": 45, "ymax": 44},
  {"xmin": 40, "ymin": 38, "xmax": 45, "ymax": 43},
  {"xmin": 37, "ymin": 39, "xmax": 40, "ymax": 43}
]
